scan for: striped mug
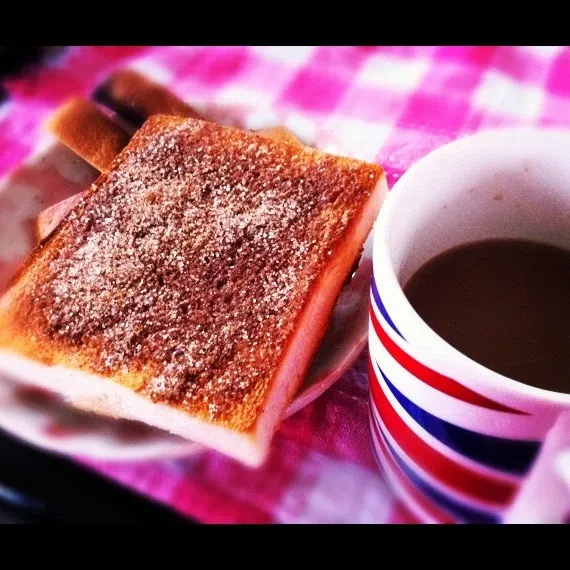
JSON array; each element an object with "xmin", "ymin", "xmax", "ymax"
[{"xmin": 369, "ymin": 128, "xmax": 570, "ymax": 524}]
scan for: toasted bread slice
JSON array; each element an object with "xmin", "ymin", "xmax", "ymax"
[
  {"xmin": 93, "ymin": 68, "xmax": 302, "ymax": 142},
  {"xmin": 0, "ymin": 115, "xmax": 386, "ymax": 466},
  {"xmin": 47, "ymin": 98, "xmax": 130, "ymax": 173},
  {"xmin": 93, "ymin": 69, "xmax": 204, "ymax": 126}
]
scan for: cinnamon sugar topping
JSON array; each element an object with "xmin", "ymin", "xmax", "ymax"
[{"xmin": 8, "ymin": 116, "xmax": 382, "ymax": 430}]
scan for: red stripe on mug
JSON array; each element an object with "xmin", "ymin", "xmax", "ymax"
[
  {"xmin": 369, "ymin": 359, "xmax": 516, "ymax": 506},
  {"xmin": 371, "ymin": 411, "xmax": 455, "ymax": 524},
  {"xmin": 369, "ymin": 308, "xmax": 526, "ymax": 415}
]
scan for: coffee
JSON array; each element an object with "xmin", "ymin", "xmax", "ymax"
[{"xmin": 403, "ymin": 239, "xmax": 570, "ymax": 393}]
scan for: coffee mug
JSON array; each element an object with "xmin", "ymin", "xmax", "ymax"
[{"xmin": 368, "ymin": 128, "xmax": 570, "ymax": 524}]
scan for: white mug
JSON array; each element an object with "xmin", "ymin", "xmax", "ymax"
[{"xmin": 368, "ymin": 128, "xmax": 570, "ymax": 524}]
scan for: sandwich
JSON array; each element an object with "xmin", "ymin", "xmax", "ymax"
[{"xmin": 0, "ymin": 114, "xmax": 387, "ymax": 466}]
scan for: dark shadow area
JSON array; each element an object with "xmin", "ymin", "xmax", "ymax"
[{"xmin": 0, "ymin": 429, "xmax": 196, "ymax": 523}]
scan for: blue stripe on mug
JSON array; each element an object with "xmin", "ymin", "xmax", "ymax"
[
  {"xmin": 373, "ymin": 415, "xmax": 500, "ymax": 524},
  {"xmin": 370, "ymin": 275, "xmax": 406, "ymax": 341},
  {"xmin": 376, "ymin": 363, "xmax": 541, "ymax": 476}
]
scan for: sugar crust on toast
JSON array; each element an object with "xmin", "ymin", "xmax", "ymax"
[{"xmin": 1, "ymin": 115, "xmax": 386, "ymax": 465}]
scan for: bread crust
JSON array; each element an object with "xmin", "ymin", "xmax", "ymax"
[
  {"xmin": 47, "ymin": 98, "xmax": 130, "ymax": 173},
  {"xmin": 94, "ymin": 69, "xmax": 203, "ymax": 127}
]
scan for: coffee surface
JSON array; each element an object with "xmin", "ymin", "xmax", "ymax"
[{"xmin": 404, "ymin": 239, "xmax": 570, "ymax": 393}]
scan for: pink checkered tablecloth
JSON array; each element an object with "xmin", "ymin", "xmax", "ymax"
[{"xmin": 2, "ymin": 45, "xmax": 570, "ymax": 524}]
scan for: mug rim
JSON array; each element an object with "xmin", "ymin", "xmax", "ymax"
[{"xmin": 373, "ymin": 126, "xmax": 570, "ymax": 406}]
